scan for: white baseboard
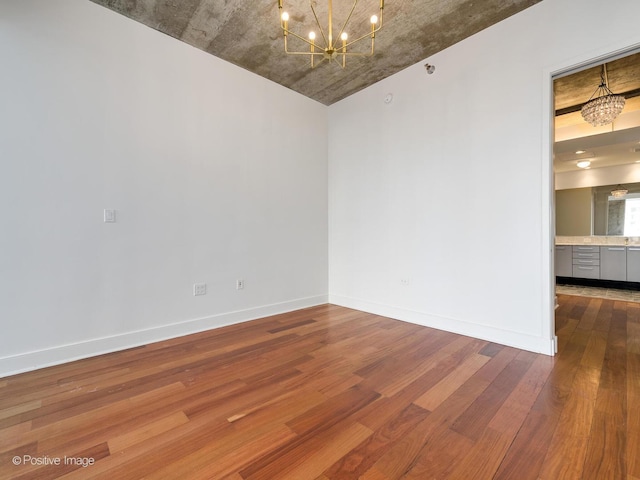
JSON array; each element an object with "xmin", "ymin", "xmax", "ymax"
[
  {"xmin": 329, "ymin": 294, "xmax": 555, "ymax": 356},
  {"xmin": 0, "ymin": 295, "xmax": 328, "ymax": 378}
]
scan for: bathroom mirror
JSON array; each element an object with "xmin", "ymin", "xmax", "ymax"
[{"xmin": 555, "ymin": 182, "xmax": 640, "ymax": 236}]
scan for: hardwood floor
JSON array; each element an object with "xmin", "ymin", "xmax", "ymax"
[{"xmin": 0, "ymin": 297, "xmax": 638, "ymax": 479}]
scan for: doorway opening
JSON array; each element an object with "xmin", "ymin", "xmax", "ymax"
[{"xmin": 551, "ymin": 47, "xmax": 640, "ymax": 340}]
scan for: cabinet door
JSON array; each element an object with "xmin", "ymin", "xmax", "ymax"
[
  {"xmin": 627, "ymin": 247, "xmax": 640, "ymax": 282},
  {"xmin": 600, "ymin": 246, "xmax": 626, "ymax": 281},
  {"xmin": 555, "ymin": 246, "xmax": 573, "ymax": 277}
]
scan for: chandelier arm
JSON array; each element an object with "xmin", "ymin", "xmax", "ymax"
[
  {"xmin": 284, "ymin": 49, "xmax": 380, "ymax": 58},
  {"xmin": 282, "ymin": 51, "xmax": 327, "ymax": 56},
  {"xmin": 311, "ymin": 55, "xmax": 328, "ymax": 68},
  {"xmin": 335, "ymin": 51, "xmax": 376, "ymax": 57},
  {"xmin": 309, "ymin": 1, "xmax": 329, "ymax": 49},
  {"xmin": 341, "ymin": 31, "xmax": 375, "ymax": 50},
  {"xmin": 282, "ymin": 27, "xmax": 326, "ymax": 50},
  {"xmin": 334, "ymin": 0, "xmax": 360, "ymax": 47},
  {"xmin": 330, "ymin": 55, "xmax": 345, "ymax": 68},
  {"xmin": 342, "ymin": 30, "xmax": 375, "ymax": 50},
  {"xmin": 341, "ymin": 9, "xmax": 383, "ymax": 50}
]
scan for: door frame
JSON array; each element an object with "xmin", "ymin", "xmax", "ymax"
[{"xmin": 543, "ymin": 43, "xmax": 640, "ymax": 354}]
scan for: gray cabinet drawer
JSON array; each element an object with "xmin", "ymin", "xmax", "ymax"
[
  {"xmin": 572, "ymin": 252, "xmax": 600, "ymax": 259},
  {"xmin": 572, "ymin": 258, "xmax": 600, "ymax": 266},
  {"xmin": 573, "ymin": 246, "xmax": 599, "ymax": 253},
  {"xmin": 573, "ymin": 265, "xmax": 600, "ymax": 279}
]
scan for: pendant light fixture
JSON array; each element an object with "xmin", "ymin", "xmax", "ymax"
[
  {"xmin": 581, "ymin": 63, "xmax": 626, "ymax": 127},
  {"xmin": 611, "ymin": 184, "xmax": 629, "ymax": 198}
]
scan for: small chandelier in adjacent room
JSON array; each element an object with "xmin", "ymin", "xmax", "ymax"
[
  {"xmin": 278, "ymin": 0, "xmax": 384, "ymax": 68},
  {"xmin": 611, "ymin": 184, "xmax": 629, "ymax": 198},
  {"xmin": 581, "ymin": 64, "xmax": 626, "ymax": 127}
]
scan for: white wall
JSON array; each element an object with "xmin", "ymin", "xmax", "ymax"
[
  {"xmin": 328, "ymin": 0, "xmax": 640, "ymax": 354},
  {"xmin": 0, "ymin": 0, "xmax": 328, "ymax": 376}
]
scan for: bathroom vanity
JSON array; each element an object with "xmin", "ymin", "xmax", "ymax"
[{"xmin": 555, "ymin": 236, "xmax": 640, "ymax": 286}]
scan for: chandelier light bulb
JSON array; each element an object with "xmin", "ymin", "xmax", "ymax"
[
  {"xmin": 341, "ymin": 32, "xmax": 348, "ymax": 41},
  {"xmin": 281, "ymin": 11, "xmax": 289, "ymax": 21},
  {"xmin": 370, "ymin": 15, "xmax": 378, "ymax": 24},
  {"xmin": 309, "ymin": 31, "xmax": 315, "ymax": 40}
]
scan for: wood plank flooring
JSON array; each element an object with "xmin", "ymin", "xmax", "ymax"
[{"xmin": 0, "ymin": 296, "xmax": 637, "ymax": 479}]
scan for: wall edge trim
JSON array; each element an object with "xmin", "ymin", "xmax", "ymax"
[
  {"xmin": 0, "ymin": 294, "xmax": 329, "ymax": 378},
  {"xmin": 329, "ymin": 294, "xmax": 555, "ymax": 356}
]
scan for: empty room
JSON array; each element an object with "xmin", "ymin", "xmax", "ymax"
[{"xmin": 1, "ymin": 0, "xmax": 639, "ymax": 478}]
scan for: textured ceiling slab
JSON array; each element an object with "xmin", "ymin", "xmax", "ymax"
[{"xmin": 90, "ymin": 0, "xmax": 542, "ymax": 105}]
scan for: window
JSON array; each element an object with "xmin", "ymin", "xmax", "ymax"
[{"xmin": 623, "ymin": 196, "xmax": 640, "ymax": 236}]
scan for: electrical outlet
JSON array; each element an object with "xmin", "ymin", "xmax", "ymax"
[
  {"xmin": 236, "ymin": 279, "xmax": 244, "ymax": 290},
  {"xmin": 193, "ymin": 283, "xmax": 207, "ymax": 296},
  {"xmin": 104, "ymin": 209, "xmax": 116, "ymax": 223}
]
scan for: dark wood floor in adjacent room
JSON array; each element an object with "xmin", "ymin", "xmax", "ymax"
[{"xmin": 1, "ymin": 296, "xmax": 638, "ymax": 479}]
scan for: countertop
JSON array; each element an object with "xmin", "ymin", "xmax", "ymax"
[{"xmin": 556, "ymin": 235, "xmax": 640, "ymax": 246}]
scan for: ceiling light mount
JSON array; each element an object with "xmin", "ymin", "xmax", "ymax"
[
  {"xmin": 581, "ymin": 63, "xmax": 626, "ymax": 127},
  {"xmin": 576, "ymin": 160, "xmax": 591, "ymax": 169},
  {"xmin": 278, "ymin": 0, "xmax": 384, "ymax": 68}
]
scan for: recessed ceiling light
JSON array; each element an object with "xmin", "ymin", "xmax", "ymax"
[
  {"xmin": 577, "ymin": 160, "xmax": 591, "ymax": 168},
  {"xmin": 575, "ymin": 150, "xmax": 586, "ymax": 154}
]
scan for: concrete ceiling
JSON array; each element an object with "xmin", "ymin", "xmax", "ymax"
[{"xmin": 89, "ymin": 0, "xmax": 541, "ymax": 105}]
